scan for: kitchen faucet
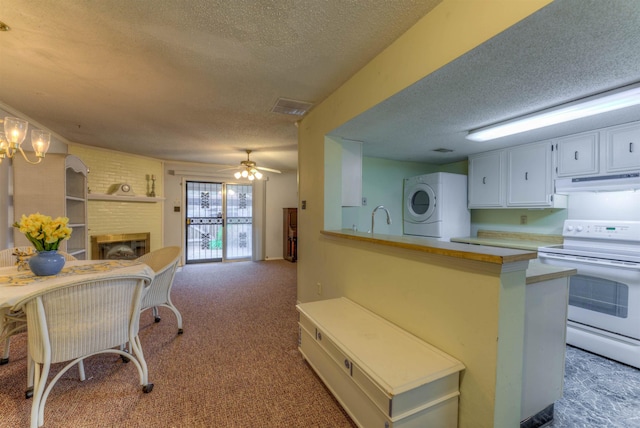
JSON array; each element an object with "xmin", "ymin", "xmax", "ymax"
[{"xmin": 371, "ymin": 205, "xmax": 392, "ymax": 235}]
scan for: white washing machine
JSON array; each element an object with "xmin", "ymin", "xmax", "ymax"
[{"xmin": 403, "ymin": 172, "xmax": 470, "ymax": 240}]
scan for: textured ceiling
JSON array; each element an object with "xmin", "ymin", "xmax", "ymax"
[
  {"xmin": 0, "ymin": 0, "xmax": 440, "ymax": 173},
  {"xmin": 3, "ymin": 1, "xmax": 640, "ymax": 173},
  {"xmin": 332, "ymin": 0, "xmax": 640, "ymax": 164}
]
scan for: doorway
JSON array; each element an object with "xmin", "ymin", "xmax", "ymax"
[{"xmin": 185, "ymin": 181, "xmax": 253, "ymax": 263}]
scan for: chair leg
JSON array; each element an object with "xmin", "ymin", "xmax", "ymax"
[
  {"xmin": 77, "ymin": 360, "xmax": 86, "ymax": 381},
  {"xmin": 165, "ymin": 302, "xmax": 184, "ymax": 334},
  {"xmin": 152, "ymin": 307, "xmax": 161, "ymax": 323},
  {"xmin": 172, "ymin": 305, "xmax": 183, "ymax": 334},
  {"xmin": 1, "ymin": 337, "xmax": 10, "ymax": 365},
  {"xmin": 30, "ymin": 361, "xmax": 49, "ymax": 428},
  {"xmin": 26, "ymin": 347, "xmax": 34, "ymax": 399}
]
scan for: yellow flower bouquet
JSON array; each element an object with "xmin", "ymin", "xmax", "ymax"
[{"xmin": 13, "ymin": 213, "xmax": 72, "ymax": 252}]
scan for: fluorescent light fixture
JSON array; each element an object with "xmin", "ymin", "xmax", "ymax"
[{"xmin": 466, "ymin": 84, "xmax": 640, "ymax": 142}]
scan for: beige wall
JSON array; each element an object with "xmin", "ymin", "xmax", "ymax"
[
  {"xmin": 68, "ymin": 145, "xmax": 164, "ymax": 257},
  {"xmin": 297, "ymin": 1, "xmax": 552, "ymax": 427}
]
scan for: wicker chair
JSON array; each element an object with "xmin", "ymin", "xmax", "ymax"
[
  {"xmin": 0, "ymin": 247, "xmax": 77, "ymax": 366},
  {"xmin": 14, "ymin": 274, "xmax": 154, "ymax": 428},
  {"xmin": 136, "ymin": 246, "xmax": 183, "ymax": 334}
]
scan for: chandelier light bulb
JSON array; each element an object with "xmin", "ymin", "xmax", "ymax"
[
  {"xmin": 31, "ymin": 130, "xmax": 51, "ymax": 157},
  {"xmin": 241, "ymin": 170, "xmax": 249, "ymax": 178},
  {"xmin": 4, "ymin": 116, "xmax": 28, "ymax": 145},
  {"xmin": 254, "ymin": 171, "xmax": 263, "ymax": 179},
  {"xmin": 1, "ymin": 117, "xmax": 48, "ymax": 164},
  {"xmin": 0, "ymin": 133, "xmax": 7, "ymax": 158},
  {"xmin": 248, "ymin": 174, "xmax": 255, "ymax": 181},
  {"xmin": 234, "ymin": 171, "xmax": 241, "ymax": 179}
]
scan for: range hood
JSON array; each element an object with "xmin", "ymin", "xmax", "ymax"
[{"xmin": 555, "ymin": 172, "xmax": 640, "ymax": 193}]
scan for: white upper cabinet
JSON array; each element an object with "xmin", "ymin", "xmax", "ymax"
[
  {"xmin": 555, "ymin": 132, "xmax": 599, "ymax": 177},
  {"xmin": 507, "ymin": 141, "xmax": 555, "ymax": 207},
  {"xmin": 341, "ymin": 139, "xmax": 362, "ymax": 207},
  {"xmin": 469, "ymin": 142, "xmax": 566, "ymax": 209},
  {"xmin": 605, "ymin": 122, "xmax": 640, "ymax": 173},
  {"xmin": 468, "ymin": 150, "xmax": 505, "ymax": 208}
]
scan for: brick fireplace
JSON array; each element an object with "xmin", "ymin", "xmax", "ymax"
[{"xmin": 91, "ymin": 232, "xmax": 150, "ymax": 260}]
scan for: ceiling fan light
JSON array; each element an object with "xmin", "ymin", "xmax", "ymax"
[
  {"xmin": 241, "ymin": 170, "xmax": 248, "ymax": 178},
  {"xmin": 254, "ymin": 171, "xmax": 263, "ymax": 179},
  {"xmin": 234, "ymin": 171, "xmax": 241, "ymax": 179},
  {"xmin": 248, "ymin": 174, "xmax": 255, "ymax": 181}
]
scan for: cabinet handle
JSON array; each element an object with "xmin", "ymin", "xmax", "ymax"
[
  {"xmin": 630, "ymin": 142, "xmax": 634, "ymax": 153},
  {"xmin": 574, "ymin": 151, "xmax": 579, "ymax": 160},
  {"xmin": 525, "ymin": 172, "xmax": 528, "ymax": 180},
  {"xmin": 482, "ymin": 177, "xmax": 486, "ymax": 184},
  {"xmin": 316, "ymin": 331, "xmax": 322, "ymax": 341}
]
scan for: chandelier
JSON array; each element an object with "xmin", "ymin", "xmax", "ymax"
[{"xmin": 0, "ymin": 117, "xmax": 51, "ymax": 164}]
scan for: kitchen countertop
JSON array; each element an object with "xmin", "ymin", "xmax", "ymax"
[
  {"xmin": 321, "ymin": 230, "xmax": 538, "ymax": 265},
  {"xmin": 451, "ymin": 230, "xmax": 563, "ymax": 252},
  {"xmin": 526, "ymin": 260, "xmax": 576, "ymax": 284}
]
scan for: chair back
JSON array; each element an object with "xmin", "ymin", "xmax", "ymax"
[
  {"xmin": 15, "ymin": 275, "xmax": 151, "ymax": 365},
  {"xmin": 136, "ymin": 247, "xmax": 181, "ymax": 309}
]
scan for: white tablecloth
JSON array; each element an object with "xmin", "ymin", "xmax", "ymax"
[{"xmin": 0, "ymin": 259, "xmax": 155, "ymax": 311}]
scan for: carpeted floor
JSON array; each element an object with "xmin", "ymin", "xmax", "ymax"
[{"xmin": 0, "ymin": 260, "xmax": 356, "ymax": 427}]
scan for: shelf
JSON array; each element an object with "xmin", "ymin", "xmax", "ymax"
[{"xmin": 88, "ymin": 194, "xmax": 164, "ymax": 202}]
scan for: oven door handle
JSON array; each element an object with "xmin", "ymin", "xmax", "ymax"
[{"xmin": 539, "ymin": 253, "xmax": 640, "ymax": 270}]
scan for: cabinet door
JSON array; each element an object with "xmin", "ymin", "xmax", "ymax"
[
  {"xmin": 556, "ymin": 132, "xmax": 599, "ymax": 177},
  {"xmin": 468, "ymin": 151, "xmax": 504, "ymax": 208},
  {"xmin": 341, "ymin": 140, "xmax": 362, "ymax": 207},
  {"xmin": 507, "ymin": 142, "xmax": 552, "ymax": 207},
  {"xmin": 606, "ymin": 123, "xmax": 640, "ymax": 173}
]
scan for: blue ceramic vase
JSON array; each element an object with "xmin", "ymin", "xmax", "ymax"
[{"xmin": 28, "ymin": 250, "xmax": 65, "ymax": 276}]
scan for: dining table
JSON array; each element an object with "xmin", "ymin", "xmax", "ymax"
[{"xmin": 0, "ymin": 259, "xmax": 155, "ymax": 332}]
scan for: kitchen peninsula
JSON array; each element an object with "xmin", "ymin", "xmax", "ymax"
[{"xmin": 318, "ymin": 229, "xmax": 575, "ymax": 427}]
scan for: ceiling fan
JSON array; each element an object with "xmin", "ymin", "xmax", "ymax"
[{"xmin": 221, "ymin": 150, "xmax": 281, "ymax": 180}]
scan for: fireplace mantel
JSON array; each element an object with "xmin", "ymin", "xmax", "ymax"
[{"xmin": 88, "ymin": 194, "xmax": 164, "ymax": 202}]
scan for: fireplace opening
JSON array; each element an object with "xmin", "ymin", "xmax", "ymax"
[{"xmin": 91, "ymin": 233, "xmax": 150, "ymax": 260}]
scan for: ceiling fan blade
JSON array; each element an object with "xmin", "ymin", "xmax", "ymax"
[
  {"xmin": 256, "ymin": 166, "xmax": 281, "ymax": 173},
  {"xmin": 217, "ymin": 166, "xmax": 240, "ymax": 172}
]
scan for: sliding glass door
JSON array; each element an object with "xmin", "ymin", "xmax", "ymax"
[{"xmin": 185, "ymin": 181, "xmax": 252, "ymax": 263}]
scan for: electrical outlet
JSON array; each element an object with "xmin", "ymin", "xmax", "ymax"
[
  {"xmin": 316, "ymin": 282, "xmax": 322, "ymax": 295},
  {"xmin": 520, "ymin": 215, "xmax": 528, "ymax": 225}
]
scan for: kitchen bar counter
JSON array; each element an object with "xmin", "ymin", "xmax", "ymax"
[
  {"xmin": 321, "ymin": 230, "xmax": 538, "ymax": 265},
  {"xmin": 451, "ymin": 230, "xmax": 563, "ymax": 252}
]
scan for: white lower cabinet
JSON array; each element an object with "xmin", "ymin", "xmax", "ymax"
[{"xmin": 297, "ymin": 298, "xmax": 464, "ymax": 428}]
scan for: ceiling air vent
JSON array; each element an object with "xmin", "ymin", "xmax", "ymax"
[
  {"xmin": 433, "ymin": 148, "xmax": 454, "ymax": 153},
  {"xmin": 271, "ymin": 98, "xmax": 313, "ymax": 116}
]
